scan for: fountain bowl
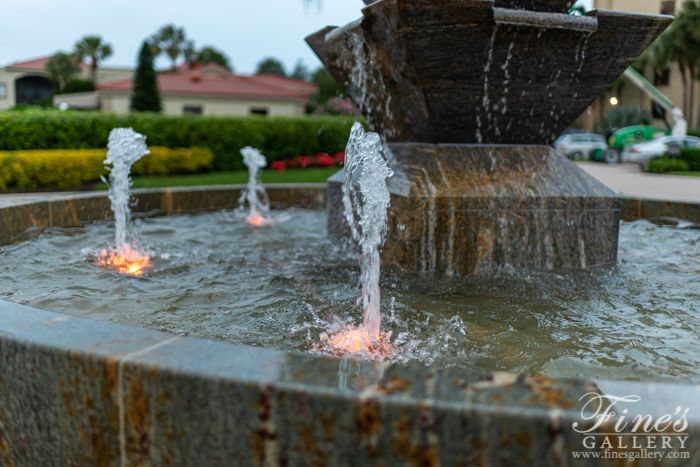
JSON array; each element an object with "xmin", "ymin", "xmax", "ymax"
[{"xmin": 1, "ymin": 186, "xmax": 699, "ymax": 466}]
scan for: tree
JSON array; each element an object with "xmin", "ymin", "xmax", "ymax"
[
  {"xmin": 256, "ymin": 58, "xmax": 286, "ymax": 76},
  {"xmin": 291, "ymin": 60, "xmax": 311, "ymax": 81},
  {"xmin": 194, "ymin": 46, "xmax": 232, "ymax": 70},
  {"xmin": 45, "ymin": 53, "xmax": 80, "ymax": 90},
  {"xmin": 130, "ymin": 41, "xmax": 161, "ymax": 112},
  {"xmin": 312, "ymin": 67, "xmax": 343, "ymax": 102},
  {"xmin": 74, "ymin": 36, "xmax": 113, "ymax": 85},
  {"xmin": 151, "ymin": 24, "xmax": 192, "ymax": 70},
  {"xmin": 646, "ymin": 1, "xmax": 700, "ymax": 128}
]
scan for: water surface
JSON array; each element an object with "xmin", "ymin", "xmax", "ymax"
[{"xmin": 1, "ymin": 210, "xmax": 698, "ymax": 382}]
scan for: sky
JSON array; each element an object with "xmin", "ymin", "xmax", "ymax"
[
  {"xmin": 0, "ymin": 0, "xmax": 364, "ymax": 74},
  {"xmin": 0, "ymin": 0, "xmax": 595, "ymax": 75}
]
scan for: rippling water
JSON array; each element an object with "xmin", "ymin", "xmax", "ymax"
[{"xmin": 1, "ymin": 210, "xmax": 699, "ymax": 382}]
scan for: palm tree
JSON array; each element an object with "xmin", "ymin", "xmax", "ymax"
[
  {"xmin": 151, "ymin": 25, "xmax": 192, "ymax": 70},
  {"xmin": 648, "ymin": 1, "xmax": 700, "ymax": 128},
  {"xmin": 45, "ymin": 53, "xmax": 80, "ymax": 91},
  {"xmin": 74, "ymin": 36, "xmax": 113, "ymax": 85}
]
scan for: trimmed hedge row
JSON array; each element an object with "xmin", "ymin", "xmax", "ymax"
[
  {"xmin": 0, "ymin": 147, "xmax": 213, "ymax": 189},
  {"xmin": 646, "ymin": 148, "xmax": 700, "ymax": 174},
  {"xmin": 0, "ymin": 110, "xmax": 360, "ymax": 171},
  {"xmin": 678, "ymin": 148, "xmax": 700, "ymax": 171}
]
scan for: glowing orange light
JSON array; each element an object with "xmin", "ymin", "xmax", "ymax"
[
  {"xmin": 314, "ymin": 326, "xmax": 396, "ymax": 362},
  {"xmin": 245, "ymin": 213, "xmax": 271, "ymax": 226},
  {"xmin": 93, "ymin": 245, "xmax": 152, "ymax": 276}
]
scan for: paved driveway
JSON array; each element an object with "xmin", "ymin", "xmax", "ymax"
[{"xmin": 576, "ymin": 162, "xmax": 700, "ymax": 203}]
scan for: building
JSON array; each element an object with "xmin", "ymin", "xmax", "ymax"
[
  {"xmin": 579, "ymin": 0, "xmax": 698, "ymax": 131},
  {"xmin": 0, "ymin": 57, "xmax": 316, "ymax": 117},
  {"xmin": 97, "ymin": 63, "xmax": 315, "ymax": 117},
  {"xmin": 0, "ymin": 56, "xmax": 133, "ymax": 110}
]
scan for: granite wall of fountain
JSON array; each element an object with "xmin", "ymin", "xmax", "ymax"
[{"xmin": 307, "ymin": 0, "xmax": 673, "ymax": 275}]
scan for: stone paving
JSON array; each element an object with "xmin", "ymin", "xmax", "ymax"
[{"xmin": 576, "ymin": 162, "xmax": 700, "ymax": 203}]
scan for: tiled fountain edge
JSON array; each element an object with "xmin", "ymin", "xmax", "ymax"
[
  {"xmin": 1, "ymin": 299, "xmax": 699, "ymax": 466},
  {"xmin": 0, "ymin": 186, "xmax": 697, "ymax": 246}
]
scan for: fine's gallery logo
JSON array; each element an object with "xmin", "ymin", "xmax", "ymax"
[{"xmin": 571, "ymin": 393, "xmax": 691, "ymax": 461}]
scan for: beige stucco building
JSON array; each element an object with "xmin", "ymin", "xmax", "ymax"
[
  {"xmin": 0, "ymin": 56, "xmax": 132, "ymax": 111},
  {"xmin": 0, "ymin": 57, "xmax": 315, "ymax": 117},
  {"xmin": 579, "ymin": 0, "xmax": 698, "ymax": 131},
  {"xmin": 98, "ymin": 63, "xmax": 314, "ymax": 117}
]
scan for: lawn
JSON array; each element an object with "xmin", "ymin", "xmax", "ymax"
[
  {"xmin": 94, "ymin": 167, "xmax": 341, "ymax": 190},
  {"xmin": 665, "ymin": 171, "xmax": 700, "ymax": 177}
]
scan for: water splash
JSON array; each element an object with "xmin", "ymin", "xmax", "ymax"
[
  {"xmin": 105, "ymin": 128, "xmax": 149, "ymax": 250},
  {"xmin": 94, "ymin": 128, "xmax": 152, "ymax": 276},
  {"xmin": 238, "ymin": 146, "xmax": 272, "ymax": 226},
  {"xmin": 342, "ymin": 122, "xmax": 393, "ymax": 338},
  {"xmin": 314, "ymin": 123, "xmax": 396, "ymax": 361}
]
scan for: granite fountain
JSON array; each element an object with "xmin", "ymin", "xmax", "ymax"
[
  {"xmin": 307, "ymin": 0, "xmax": 673, "ymax": 275},
  {"xmin": 1, "ymin": 1, "xmax": 700, "ymax": 465}
]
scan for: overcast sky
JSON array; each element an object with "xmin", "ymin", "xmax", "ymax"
[{"xmin": 0, "ymin": 0, "xmax": 594, "ymax": 74}]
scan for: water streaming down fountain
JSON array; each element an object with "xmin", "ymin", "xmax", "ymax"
[
  {"xmin": 93, "ymin": 128, "xmax": 152, "ymax": 276},
  {"xmin": 315, "ymin": 122, "xmax": 396, "ymax": 361},
  {"xmin": 307, "ymin": 0, "xmax": 674, "ymax": 276},
  {"xmin": 238, "ymin": 146, "xmax": 273, "ymax": 226}
]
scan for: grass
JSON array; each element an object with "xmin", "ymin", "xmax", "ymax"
[
  {"xmin": 665, "ymin": 171, "xmax": 700, "ymax": 177},
  {"xmin": 94, "ymin": 167, "xmax": 341, "ymax": 190}
]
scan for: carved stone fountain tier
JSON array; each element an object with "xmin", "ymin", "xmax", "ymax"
[{"xmin": 308, "ymin": 0, "xmax": 672, "ymax": 275}]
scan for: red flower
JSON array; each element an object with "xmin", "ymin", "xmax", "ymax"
[
  {"xmin": 315, "ymin": 153, "xmax": 336, "ymax": 167},
  {"xmin": 333, "ymin": 151, "xmax": 345, "ymax": 165},
  {"xmin": 298, "ymin": 156, "xmax": 313, "ymax": 168},
  {"xmin": 270, "ymin": 161, "xmax": 287, "ymax": 171}
]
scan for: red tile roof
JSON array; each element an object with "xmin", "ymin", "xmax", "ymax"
[
  {"xmin": 6, "ymin": 55, "xmax": 88, "ymax": 70},
  {"xmin": 98, "ymin": 72, "xmax": 316, "ymax": 101},
  {"xmin": 6, "ymin": 56, "xmax": 52, "ymax": 70},
  {"xmin": 253, "ymin": 74, "xmax": 317, "ymax": 93}
]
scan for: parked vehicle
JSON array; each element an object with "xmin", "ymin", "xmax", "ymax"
[
  {"xmin": 554, "ymin": 133, "xmax": 608, "ymax": 160},
  {"xmin": 599, "ymin": 125, "xmax": 669, "ymax": 164},
  {"xmin": 621, "ymin": 135, "xmax": 700, "ymax": 166}
]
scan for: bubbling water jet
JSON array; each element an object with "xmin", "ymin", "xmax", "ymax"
[
  {"xmin": 93, "ymin": 128, "xmax": 152, "ymax": 276},
  {"xmin": 238, "ymin": 146, "xmax": 273, "ymax": 226},
  {"xmin": 315, "ymin": 122, "xmax": 396, "ymax": 361}
]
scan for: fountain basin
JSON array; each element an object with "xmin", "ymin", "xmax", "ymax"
[
  {"xmin": 1, "ymin": 187, "xmax": 699, "ymax": 465},
  {"xmin": 306, "ymin": 1, "xmax": 672, "ymax": 145},
  {"xmin": 307, "ymin": 1, "xmax": 673, "ymax": 275}
]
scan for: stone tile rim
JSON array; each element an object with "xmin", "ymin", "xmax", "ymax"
[{"xmin": 3, "ymin": 297, "xmax": 698, "ymax": 409}]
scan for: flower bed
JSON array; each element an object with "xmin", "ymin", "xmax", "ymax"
[{"xmin": 270, "ymin": 152, "xmax": 345, "ymax": 171}]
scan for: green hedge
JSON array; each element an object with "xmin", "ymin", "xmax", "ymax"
[
  {"xmin": 679, "ymin": 148, "xmax": 700, "ymax": 171},
  {"xmin": 0, "ymin": 147, "xmax": 213, "ymax": 189},
  {"xmin": 644, "ymin": 156, "xmax": 689, "ymax": 174},
  {"xmin": 0, "ymin": 109, "xmax": 361, "ymax": 171}
]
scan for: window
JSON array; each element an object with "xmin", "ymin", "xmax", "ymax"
[
  {"xmin": 654, "ymin": 69, "xmax": 670, "ymax": 86},
  {"xmin": 250, "ymin": 107, "xmax": 268, "ymax": 116},
  {"xmin": 0, "ymin": 83, "xmax": 5, "ymax": 98},
  {"xmin": 660, "ymin": 1, "xmax": 676, "ymax": 15},
  {"xmin": 183, "ymin": 105, "xmax": 203, "ymax": 115}
]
